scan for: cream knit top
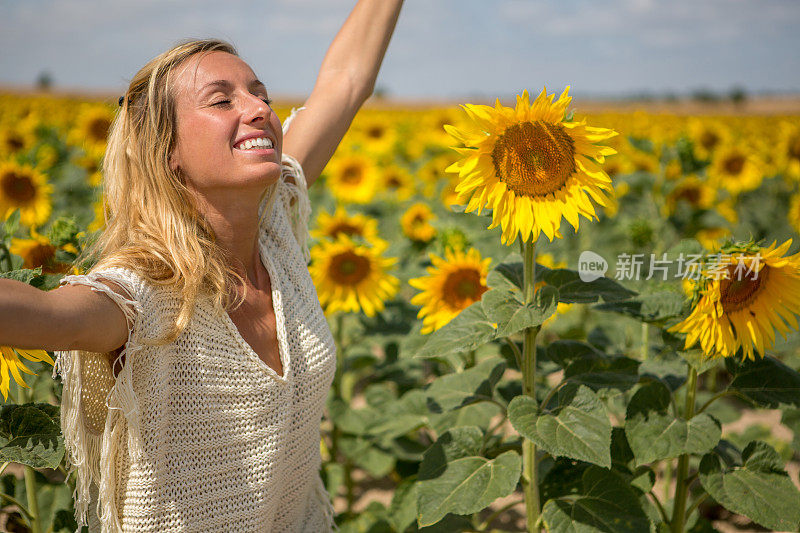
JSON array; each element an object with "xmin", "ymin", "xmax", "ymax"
[{"xmin": 54, "ymin": 147, "xmax": 338, "ymax": 532}]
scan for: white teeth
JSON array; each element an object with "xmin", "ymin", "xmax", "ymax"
[{"xmin": 237, "ymin": 137, "xmax": 273, "ymax": 150}]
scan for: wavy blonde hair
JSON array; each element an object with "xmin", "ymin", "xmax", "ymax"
[{"xmin": 83, "ymin": 38, "xmax": 277, "ymax": 344}]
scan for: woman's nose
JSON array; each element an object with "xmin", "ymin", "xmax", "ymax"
[{"xmin": 243, "ymin": 93, "xmax": 270, "ymax": 124}]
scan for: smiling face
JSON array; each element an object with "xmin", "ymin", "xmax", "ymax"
[{"xmin": 169, "ymin": 51, "xmax": 283, "ymax": 198}]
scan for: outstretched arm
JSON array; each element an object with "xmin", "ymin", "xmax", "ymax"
[{"xmin": 281, "ymin": 0, "xmax": 404, "ymax": 187}]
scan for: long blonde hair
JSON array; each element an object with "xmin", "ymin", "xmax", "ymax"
[{"xmin": 84, "ymin": 38, "xmax": 275, "ymax": 344}]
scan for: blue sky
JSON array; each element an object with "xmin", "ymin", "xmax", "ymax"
[{"xmin": 1, "ymin": 0, "xmax": 799, "ymax": 100}]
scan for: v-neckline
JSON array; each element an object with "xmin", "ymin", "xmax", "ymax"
[{"xmin": 221, "ymin": 245, "xmax": 291, "ymax": 383}]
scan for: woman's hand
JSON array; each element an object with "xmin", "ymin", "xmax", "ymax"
[{"xmin": 281, "ymin": 0, "xmax": 404, "ymax": 187}]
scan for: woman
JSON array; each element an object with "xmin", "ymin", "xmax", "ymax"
[{"xmin": 0, "ymin": 1, "xmax": 403, "ymax": 531}]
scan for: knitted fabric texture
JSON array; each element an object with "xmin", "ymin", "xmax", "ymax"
[{"xmin": 54, "ymin": 147, "xmax": 338, "ymax": 532}]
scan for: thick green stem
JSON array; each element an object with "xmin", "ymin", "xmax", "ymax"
[
  {"xmin": 671, "ymin": 366, "xmax": 698, "ymax": 533},
  {"xmin": 521, "ymin": 238, "xmax": 541, "ymax": 532},
  {"xmin": 24, "ymin": 466, "xmax": 41, "ymax": 533}
]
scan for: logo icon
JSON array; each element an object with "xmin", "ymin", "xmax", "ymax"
[{"xmin": 578, "ymin": 250, "xmax": 608, "ymax": 282}]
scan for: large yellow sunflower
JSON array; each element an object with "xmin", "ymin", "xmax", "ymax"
[
  {"xmin": 0, "ymin": 161, "xmax": 53, "ymax": 227},
  {"xmin": 310, "ymin": 207, "xmax": 382, "ymax": 246},
  {"xmin": 309, "ymin": 235, "xmax": 399, "ymax": 316},
  {"xmin": 669, "ymin": 239, "xmax": 800, "ymax": 360},
  {"xmin": 401, "ymin": 202, "xmax": 437, "ymax": 243},
  {"xmin": 325, "ymin": 153, "xmax": 379, "ymax": 205},
  {"xmin": 409, "ymin": 247, "xmax": 491, "ymax": 334},
  {"xmin": 0, "ymin": 346, "xmax": 54, "ymax": 401},
  {"xmin": 445, "ymin": 87, "xmax": 617, "ymax": 244}
]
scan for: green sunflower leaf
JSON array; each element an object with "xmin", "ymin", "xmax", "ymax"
[
  {"xmin": 481, "ymin": 285, "xmax": 559, "ymax": 337},
  {"xmin": 508, "ymin": 385, "xmax": 612, "ymax": 468},
  {"xmin": 699, "ymin": 441, "xmax": 800, "ymax": 531},
  {"xmin": 425, "ymin": 357, "xmax": 506, "ymax": 412},
  {"xmin": 724, "ymin": 355, "xmax": 800, "ymax": 408},
  {"xmin": 0, "ymin": 267, "xmax": 45, "ymax": 288},
  {"xmin": 416, "ymin": 426, "xmax": 521, "ymax": 527},
  {"xmin": 415, "ymin": 302, "xmax": 497, "ymax": 359},
  {"xmin": 541, "ymin": 466, "xmax": 651, "ymax": 533},
  {"xmin": 0, "ymin": 403, "xmax": 65, "ymax": 469},
  {"xmin": 624, "ymin": 381, "xmax": 721, "ymax": 465},
  {"xmin": 539, "ymin": 268, "xmax": 636, "ymax": 304},
  {"xmin": 594, "ymin": 290, "xmax": 685, "ymax": 323}
]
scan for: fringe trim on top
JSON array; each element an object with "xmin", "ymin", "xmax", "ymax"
[
  {"xmin": 280, "ymin": 152, "xmax": 311, "ymax": 264},
  {"xmin": 53, "ymin": 271, "xmax": 143, "ymax": 533}
]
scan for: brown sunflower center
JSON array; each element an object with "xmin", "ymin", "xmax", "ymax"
[
  {"xmin": 367, "ymin": 126, "xmax": 385, "ymax": 139},
  {"xmin": 700, "ymin": 130, "xmax": 719, "ymax": 151},
  {"xmin": 675, "ymin": 185, "xmax": 701, "ymax": 205},
  {"xmin": 328, "ymin": 223, "xmax": 362, "ymax": 238},
  {"xmin": 720, "ymin": 264, "xmax": 768, "ymax": 313},
  {"xmin": 23, "ymin": 243, "xmax": 56, "ymax": 270},
  {"xmin": 6, "ymin": 133, "xmax": 24, "ymax": 153},
  {"xmin": 89, "ymin": 117, "xmax": 111, "ymax": 143},
  {"xmin": 1, "ymin": 171, "xmax": 36, "ymax": 203},
  {"xmin": 723, "ymin": 153, "xmax": 745, "ymax": 176},
  {"xmin": 492, "ymin": 121, "xmax": 576, "ymax": 197},
  {"xmin": 341, "ymin": 164, "xmax": 364, "ymax": 185},
  {"xmin": 443, "ymin": 268, "xmax": 487, "ymax": 309},
  {"xmin": 386, "ymin": 174, "xmax": 402, "ymax": 188},
  {"xmin": 329, "ymin": 251, "xmax": 371, "ymax": 285}
]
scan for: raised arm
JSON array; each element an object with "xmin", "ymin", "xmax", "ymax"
[
  {"xmin": 281, "ymin": 0, "xmax": 404, "ymax": 187},
  {"xmin": 0, "ymin": 279, "xmax": 129, "ymax": 354}
]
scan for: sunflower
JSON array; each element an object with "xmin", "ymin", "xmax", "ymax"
[
  {"xmin": 381, "ymin": 165, "xmax": 415, "ymax": 201},
  {"xmin": 68, "ymin": 105, "xmax": 114, "ymax": 150},
  {"xmin": 310, "ymin": 207, "xmax": 382, "ymax": 246},
  {"xmin": 410, "ymin": 247, "xmax": 491, "ymax": 334},
  {"xmin": 0, "ymin": 161, "xmax": 53, "ymax": 227},
  {"xmin": 445, "ymin": 87, "xmax": 618, "ymax": 244},
  {"xmin": 669, "ymin": 239, "xmax": 800, "ymax": 360},
  {"xmin": 309, "ymin": 235, "xmax": 399, "ymax": 316},
  {"xmin": 708, "ymin": 143, "xmax": 764, "ymax": 196},
  {"xmin": 401, "ymin": 202, "xmax": 437, "ymax": 243},
  {"xmin": 351, "ymin": 114, "xmax": 398, "ymax": 155},
  {"xmin": 10, "ymin": 229, "xmax": 76, "ymax": 273},
  {"xmin": 325, "ymin": 153, "xmax": 379, "ymax": 204},
  {"xmin": 0, "ymin": 125, "xmax": 36, "ymax": 157},
  {"xmin": 664, "ymin": 175, "xmax": 717, "ymax": 216},
  {"xmin": 0, "ymin": 346, "xmax": 54, "ymax": 401},
  {"xmin": 688, "ymin": 118, "xmax": 730, "ymax": 161}
]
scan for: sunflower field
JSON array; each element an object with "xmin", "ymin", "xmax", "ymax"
[{"xmin": 2, "ymin": 89, "xmax": 800, "ymax": 533}]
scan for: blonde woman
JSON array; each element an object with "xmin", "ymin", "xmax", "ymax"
[{"xmin": 0, "ymin": 2, "xmax": 403, "ymax": 531}]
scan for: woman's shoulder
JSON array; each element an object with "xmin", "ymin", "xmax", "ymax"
[{"xmin": 260, "ymin": 152, "xmax": 312, "ymax": 263}]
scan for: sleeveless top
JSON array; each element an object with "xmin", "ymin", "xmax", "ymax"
[{"xmin": 53, "ymin": 149, "xmax": 338, "ymax": 532}]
